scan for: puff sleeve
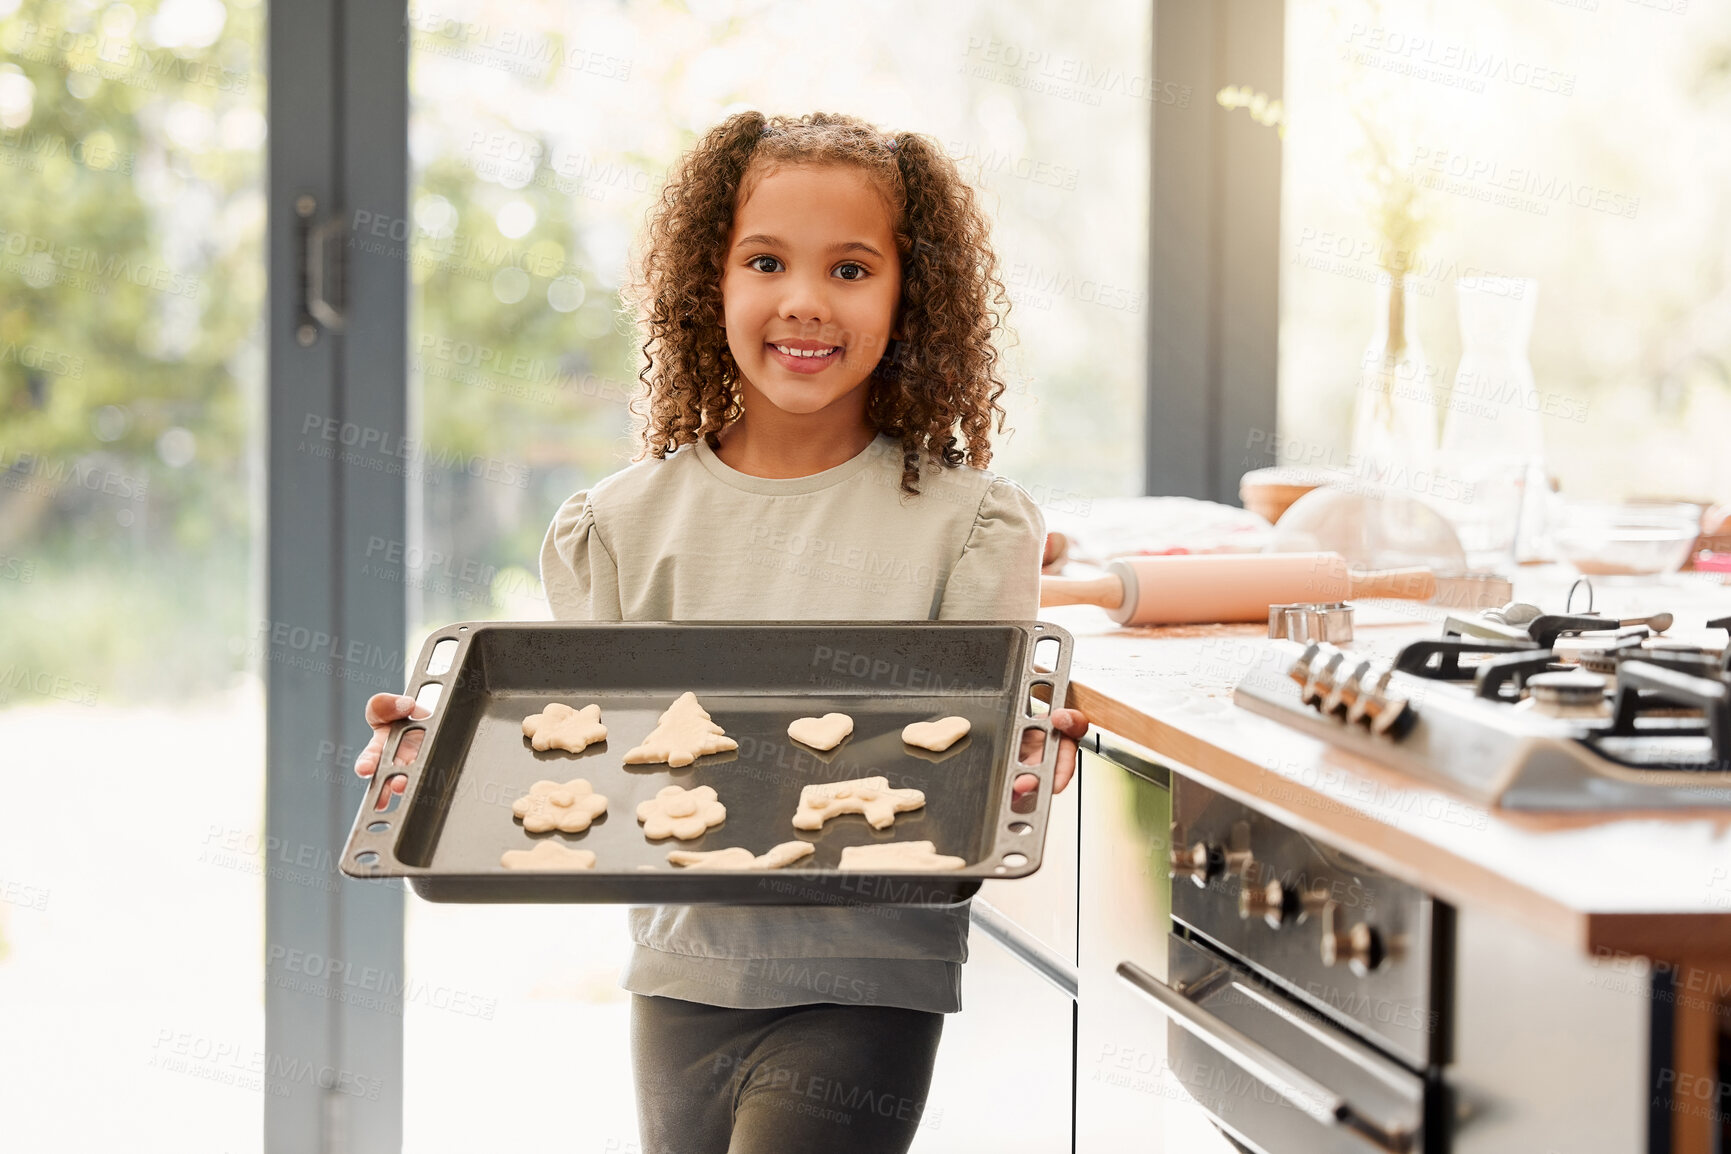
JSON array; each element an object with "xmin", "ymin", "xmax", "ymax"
[
  {"xmin": 936, "ymin": 476, "xmax": 1044, "ymax": 620},
  {"xmin": 538, "ymin": 490, "xmax": 624, "ymax": 622}
]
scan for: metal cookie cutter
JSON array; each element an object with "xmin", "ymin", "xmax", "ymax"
[{"xmin": 1268, "ymin": 601, "xmax": 1354, "ymax": 644}]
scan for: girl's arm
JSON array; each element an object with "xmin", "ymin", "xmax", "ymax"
[
  {"xmin": 938, "ymin": 477, "xmax": 1088, "ymax": 792},
  {"xmin": 935, "ymin": 477, "xmax": 1044, "ymax": 621},
  {"xmin": 539, "ymin": 489, "xmax": 625, "ymax": 621}
]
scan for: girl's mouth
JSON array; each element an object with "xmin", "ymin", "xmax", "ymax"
[{"xmin": 767, "ymin": 342, "xmax": 843, "ymax": 374}]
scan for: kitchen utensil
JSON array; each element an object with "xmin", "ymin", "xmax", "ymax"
[
  {"xmin": 1430, "ymin": 572, "xmax": 1515, "ymax": 611},
  {"xmin": 341, "ymin": 620, "xmax": 1071, "ymax": 904},
  {"xmin": 1267, "ymin": 602, "xmax": 1354, "ymax": 644},
  {"xmin": 1550, "ymin": 501, "xmax": 1700, "ymax": 577},
  {"xmin": 1618, "ymin": 612, "xmax": 1673, "ymax": 634},
  {"xmin": 1270, "ymin": 485, "xmax": 1468, "ymax": 573},
  {"xmin": 1238, "ymin": 466, "xmax": 1325, "ymax": 525},
  {"xmin": 1038, "ymin": 553, "xmax": 1435, "ymax": 626},
  {"xmin": 1485, "ymin": 600, "xmax": 1542, "ymax": 627}
]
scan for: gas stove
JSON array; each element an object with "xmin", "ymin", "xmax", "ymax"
[{"xmin": 1232, "ymin": 607, "xmax": 1731, "ymax": 810}]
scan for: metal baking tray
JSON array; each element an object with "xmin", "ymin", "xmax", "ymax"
[{"xmin": 339, "ymin": 620, "xmax": 1073, "ymax": 905}]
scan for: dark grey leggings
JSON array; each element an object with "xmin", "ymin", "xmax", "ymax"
[{"xmin": 630, "ymin": 994, "xmax": 945, "ymax": 1154}]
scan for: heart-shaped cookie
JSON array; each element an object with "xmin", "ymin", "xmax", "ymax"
[
  {"xmin": 787, "ymin": 712, "xmax": 854, "ymax": 751},
  {"xmin": 901, "ymin": 716, "xmax": 970, "ymax": 752}
]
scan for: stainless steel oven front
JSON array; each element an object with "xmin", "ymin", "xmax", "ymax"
[
  {"xmin": 1147, "ymin": 771, "xmax": 1449, "ymax": 1152},
  {"xmin": 1083, "ymin": 733, "xmax": 1667, "ymax": 1154}
]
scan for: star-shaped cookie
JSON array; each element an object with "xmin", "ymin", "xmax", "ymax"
[
  {"xmin": 622, "ymin": 692, "xmax": 738, "ymax": 767},
  {"xmin": 637, "ymin": 784, "xmax": 727, "ymax": 840},
  {"xmin": 666, "ymin": 841, "xmax": 815, "ymax": 870},
  {"xmin": 522, "ymin": 702, "xmax": 608, "ymax": 753},
  {"xmin": 500, "ymin": 841, "xmax": 597, "ymax": 870},
  {"xmin": 791, "ymin": 776, "xmax": 926, "ymax": 831},
  {"xmin": 511, "ymin": 777, "xmax": 609, "ymax": 833}
]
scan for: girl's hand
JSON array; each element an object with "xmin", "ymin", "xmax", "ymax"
[
  {"xmin": 1040, "ymin": 531, "xmax": 1068, "ymax": 574},
  {"xmin": 353, "ymin": 692, "xmax": 431, "ymax": 810},
  {"xmin": 1014, "ymin": 706, "xmax": 1089, "ymax": 798}
]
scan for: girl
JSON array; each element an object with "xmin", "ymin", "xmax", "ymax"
[{"xmin": 357, "ymin": 109, "xmax": 1089, "ymax": 1154}]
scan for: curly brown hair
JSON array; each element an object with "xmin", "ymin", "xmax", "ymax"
[{"xmin": 621, "ymin": 110, "xmax": 1014, "ymax": 496}]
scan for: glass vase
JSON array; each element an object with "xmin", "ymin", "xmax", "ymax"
[
  {"xmin": 1348, "ymin": 274, "xmax": 1437, "ymax": 487},
  {"xmin": 1434, "ymin": 276, "xmax": 1545, "ymax": 568}
]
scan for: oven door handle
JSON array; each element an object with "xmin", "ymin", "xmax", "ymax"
[{"xmin": 1115, "ymin": 960, "xmax": 1413, "ymax": 1153}]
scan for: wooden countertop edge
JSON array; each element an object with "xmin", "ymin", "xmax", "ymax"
[{"xmin": 1068, "ymin": 679, "xmax": 1731, "ymax": 961}]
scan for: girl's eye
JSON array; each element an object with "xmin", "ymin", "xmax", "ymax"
[
  {"xmin": 834, "ymin": 262, "xmax": 868, "ymax": 282},
  {"xmin": 747, "ymin": 255, "xmax": 782, "ymax": 273}
]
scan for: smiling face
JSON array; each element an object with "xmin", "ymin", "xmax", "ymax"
[{"xmin": 719, "ymin": 162, "xmax": 903, "ymax": 420}]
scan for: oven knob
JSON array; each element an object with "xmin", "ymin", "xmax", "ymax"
[
  {"xmin": 1321, "ymin": 921, "xmax": 1385, "ymax": 975},
  {"xmin": 1169, "ymin": 841, "xmax": 1223, "ymax": 887},
  {"xmin": 1322, "ymin": 658, "xmax": 1374, "ymax": 717},
  {"xmin": 1169, "ymin": 840, "xmax": 1254, "ymax": 888},
  {"xmin": 1238, "ymin": 879, "xmax": 1292, "ymax": 928}
]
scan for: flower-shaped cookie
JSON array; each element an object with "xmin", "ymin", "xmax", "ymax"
[
  {"xmin": 500, "ymin": 841, "xmax": 597, "ymax": 870},
  {"xmin": 792, "ymin": 776, "xmax": 926, "ymax": 831},
  {"xmin": 637, "ymin": 784, "xmax": 727, "ymax": 840},
  {"xmin": 622, "ymin": 692, "xmax": 739, "ymax": 767},
  {"xmin": 522, "ymin": 702, "xmax": 608, "ymax": 753},
  {"xmin": 837, "ymin": 841, "xmax": 966, "ymax": 871},
  {"xmin": 511, "ymin": 777, "xmax": 609, "ymax": 833},
  {"xmin": 666, "ymin": 841, "xmax": 815, "ymax": 870}
]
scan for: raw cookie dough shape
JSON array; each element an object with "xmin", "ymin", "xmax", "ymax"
[
  {"xmin": 901, "ymin": 716, "xmax": 971, "ymax": 752},
  {"xmin": 511, "ymin": 778, "xmax": 609, "ymax": 834},
  {"xmin": 622, "ymin": 692, "xmax": 739, "ymax": 767},
  {"xmin": 837, "ymin": 841, "xmax": 967, "ymax": 872},
  {"xmin": 666, "ymin": 841, "xmax": 816, "ymax": 870},
  {"xmin": 637, "ymin": 784, "xmax": 727, "ymax": 840},
  {"xmin": 500, "ymin": 841, "xmax": 597, "ymax": 870},
  {"xmin": 786, "ymin": 712, "xmax": 854, "ymax": 752},
  {"xmin": 903, "ymin": 734, "xmax": 972, "ymax": 764},
  {"xmin": 521, "ymin": 702, "xmax": 608, "ymax": 753},
  {"xmin": 792, "ymin": 776, "xmax": 926, "ymax": 831}
]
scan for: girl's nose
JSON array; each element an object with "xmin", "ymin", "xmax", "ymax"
[{"xmin": 777, "ymin": 271, "xmax": 831, "ymax": 324}]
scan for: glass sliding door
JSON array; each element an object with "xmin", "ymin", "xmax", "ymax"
[{"xmin": 0, "ymin": 1, "xmax": 268, "ymax": 1149}]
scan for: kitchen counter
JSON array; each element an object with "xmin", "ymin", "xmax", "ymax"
[{"xmin": 1045, "ymin": 575, "xmax": 1731, "ymax": 963}]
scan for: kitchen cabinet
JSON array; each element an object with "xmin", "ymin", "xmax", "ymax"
[
  {"xmin": 1075, "ymin": 732, "xmax": 1235, "ymax": 1153},
  {"xmin": 910, "ymin": 740, "xmax": 1081, "ymax": 1152}
]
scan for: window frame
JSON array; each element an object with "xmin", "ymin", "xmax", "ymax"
[
  {"xmin": 266, "ymin": 1, "xmax": 408, "ymax": 1150},
  {"xmin": 1145, "ymin": 0, "xmax": 1283, "ymax": 501}
]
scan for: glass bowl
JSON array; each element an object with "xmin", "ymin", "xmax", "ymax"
[{"xmin": 1550, "ymin": 501, "xmax": 1701, "ymax": 577}]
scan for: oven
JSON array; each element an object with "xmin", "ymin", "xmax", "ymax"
[{"xmin": 1078, "ymin": 729, "xmax": 1671, "ymax": 1153}]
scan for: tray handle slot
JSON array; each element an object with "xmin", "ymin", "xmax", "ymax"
[
  {"xmin": 412, "ymin": 681, "xmax": 444, "ymax": 715},
  {"xmin": 992, "ymin": 622, "xmax": 1073, "ymax": 873},
  {"xmin": 425, "ymin": 637, "xmax": 459, "ymax": 676},
  {"xmin": 344, "ymin": 624, "xmax": 477, "ymax": 876}
]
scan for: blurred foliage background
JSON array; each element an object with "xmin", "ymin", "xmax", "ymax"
[
  {"xmin": 0, "ymin": 0, "xmax": 1154, "ymax": 708},
  {"xmin": 0, "ymin": 0, "xmax": 263, "ymax": 702}
]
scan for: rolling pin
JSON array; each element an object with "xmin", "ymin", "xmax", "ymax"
[{"xmin": 1039, "ymin": 553, "xmax": 1436, "ymax": 626}]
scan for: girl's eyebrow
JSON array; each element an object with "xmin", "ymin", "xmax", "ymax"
[{"xmin": 733, "ymin": 233, "xmax": 886, "ymax": 259}]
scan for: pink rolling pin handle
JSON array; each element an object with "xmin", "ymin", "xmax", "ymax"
[
  {"xmin": 1345, "ymin": 568, "xmax": 1437, "ymax": 601},
  {"xmin": 1038, "ymin": 572, "xmax": 1126, "ymax": 611}
]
